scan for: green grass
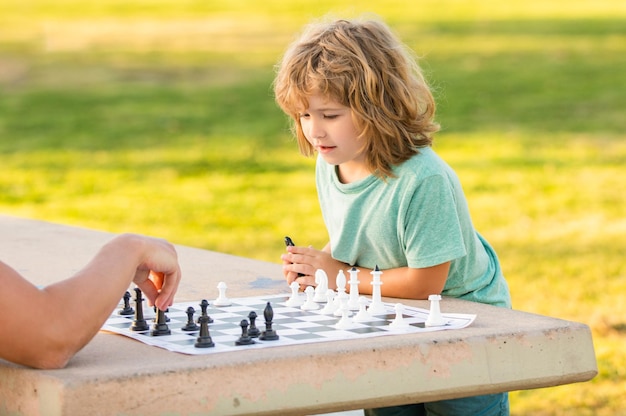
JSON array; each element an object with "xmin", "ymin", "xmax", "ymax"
[{"xmin": 1, "ymin": 1, "xmax": 625, "ymax": 414}]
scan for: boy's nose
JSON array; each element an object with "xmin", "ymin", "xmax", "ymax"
[{"xmin": 309, "ymin": 120, "xmax": 326, "ymax": 139}]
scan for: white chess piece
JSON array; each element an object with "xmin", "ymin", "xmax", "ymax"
[
  {"xmin": 213, "ymin": 281, "xmax": 232, "ymax": 306},
  {"xmin": 334, "ymin": 302, "xmax": 354, "ymax": 329},
  {"xmin": 301, "ymin": 286, "xmax": 320, "ymax": 310},
  {"xmin": 425, "ymin": 294, "xmax": 446, "ymax": 327},
  {"xmin": 389, "ymin": 303, "xmax": 410, "ymax": 329},
  {"xmin": 335, "ymin": 270, "xmax": 347, "ymax": 294},
  {"xmin": 347, "ymin": 267, "xmax": 360, "ymax": 310},
  {"xmin": 353, "ymin": 296, "xmax": 372, "ymax": 322},
  {"xmin": 320, "ymin": 289, "xmax": 337, "ymax": 315},
  {"xmin": 334, "ymin": 290, "xmax": 350, "ymax": 317},
  {"xmin": 368, "ymin": 265, "xmax": 387, "ymax": 315},
  {"xmin": 314, "ymin": 269, "xmax": 329, "ymax": 302},
  {"xmin": 286, "ymin": 281, "xmax": 304, "ymax": 307}
]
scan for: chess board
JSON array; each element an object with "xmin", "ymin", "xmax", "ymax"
[{"xmin": 101, "ymin": 293, "xmax": 476, "ymax": 355}]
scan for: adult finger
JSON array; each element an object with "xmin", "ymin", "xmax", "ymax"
[{"xmin": 153, "ymin": 266, "xmax": 181, "ymax": 310}]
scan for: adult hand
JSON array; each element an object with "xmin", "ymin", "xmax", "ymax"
[{"xmin": 128, "ymin": 235, "xmax": 182, "ymax": 311}]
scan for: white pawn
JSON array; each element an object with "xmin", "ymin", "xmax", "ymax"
[
  {"xmin": 334, "ymin": 290, "xmax": 350, "ymax": 317},
  {"xmin": 320, "ymin": 289, "xmax": 337, "ymax": 315},
  {"xmin": 389, "ymin": 303, "xmax": 410, "ymax": 329},
  {"xmin": 335, "ymin": 302, "xmax": 354, "ymax": 329},
  {"xmin": 347, "ymin": 267, "xmax": 360, "ymax": 310},
  {"xmin": 425, "ymin": 294, "xmax": 446, "ymax": 327},
  {"xmin": 213, "ymin": 281, "xmax": 232, "ymax": 306},
  {"xmin": 286, "ymin": 281, "xmax": 303, "ymax": 307},
  {"xmin": 353, "ymin": 296, "xmax": 372, "ymax": 322},
  {"xmin": 301, "ymin": 286, "xmax": 319, "ymax": 310},
  {"xmin": 314, "ymin": 269, "xmax": 329, "ymax": 302}
]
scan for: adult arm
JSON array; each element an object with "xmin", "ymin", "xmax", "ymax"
[{"xmin": 0, "ymin": 233, "xmax": 181, "ymax": 369}]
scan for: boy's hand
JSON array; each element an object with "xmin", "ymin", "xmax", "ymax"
[{"xmin": 281, "ymin": 245, "xmax": 346, "ymax": 290}]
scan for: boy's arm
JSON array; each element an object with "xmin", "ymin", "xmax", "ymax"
[
  {"xmin": 282, "ymin": 244, "xmax": 449, "ymax": 299},
  {"xmin": 354, "ymin": 262, "xmax": 449, "ymax": 299}
]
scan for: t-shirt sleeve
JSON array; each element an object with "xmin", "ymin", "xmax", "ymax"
[{"xmin": 402, "ymin": 173, "xmax": 467, "ymax": 268}]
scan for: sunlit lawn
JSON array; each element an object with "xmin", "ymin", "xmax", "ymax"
[{"xmin": 1, "ymin": 1, "xmax": 625, "ymax": 414}]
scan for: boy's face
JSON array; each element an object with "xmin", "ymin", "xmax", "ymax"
[{"xmin": 298, "ymin": 94, "xmax": 369, "ymax": 183}]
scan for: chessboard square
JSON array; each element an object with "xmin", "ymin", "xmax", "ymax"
[
  {"xmin": 314, "ymin": 318, "xmax": 344, "ymax": 326},
  {"xmin": 210, "ymin": 334, "xmax": 237, "ymax": 344},
  {"xmin": 209, "ymin": 312, "xmax": 241, "ymax": 321},
  {"xmin": 274, "ymin": 310, "xmax": 309, "ymax": 318},
  {"xmin": 235, "ymin": 296, "xmax": 285, "ymax": 306},
  {"xmin": 167, "ymin": 323, "xmax": 191, "ymax": 331},
  {"xmin": 401, "ymin": 317, "xmax": 425, "ymax": 325},
  {"xmin": 314, "ymin": 329, "xmax": 357, "ymax": 339},
  {"xmin": 222, "ymin": 305, "xmax": 258, "ymax": 313},
  {"xmin": 276, "ymin": 328, "xmax": 308, "ymax": 336},
  {"xmin": 219, "ymin": 316, "xmax": 247, "ymax": 325},
  {"xmin": 273, "ymin": 316, "xmax": 308, "ymax": 325},
  {"xmin": 282, "ymin": 321, "xmax": 327, "ymax": 330},
  {"xmin": 407, "ymin": 307, "xmax": 427, "ymax": 316},
  {"xmin": 283, "ymin": 332, "xmax": 327, "ymax": 341},
  {"xmin": 167, "ymin": 338, "xmax": 197, "ymax": 347},
  {"xmin": 165, "ymin": 311, "xmax": 188, "ymax": 319},
  {"xmin": 175, "ymin": 301, "xmax": 198, "ymax": 308},
  {"xmin": 302, "ymin": 325, "xmax": 337, "ymax": 334},
  {"xmin": 210, "ymin": 324, "xmax": 241, "ymax": 334},
  {"xmin": 156, "ymin": 333, "xmax": 195, "ymax": 342},
  {"xmin": 106, "ymin": 315, "xmax": 133, "ymax": 324},
  {"xmin": 366, "ymin": 320, "xmax": 391, "ymax": 328},
  {"xmin": 106, "ymin": 322, "xmax": 133, "ymax": 330},
  {"xmin": 348, "ymin": 326, "xmax": 388, "ymax": 334},
  {"xmin": 297, "ymin": 314, "xmax": 338, "ymax": 323}
]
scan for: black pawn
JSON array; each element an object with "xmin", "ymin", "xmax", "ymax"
[
  {"xmin": 259, "ymin": 302, "xmax": 279, "ymax": 341},
  {"xmin": 182, "ymin": 306, "xmax": 200, "ymax": 331},
  {"xmin": 235, "ymin": 319, "xmax": 255, "ymax": 346},
  {"xmin": 247, "ymin": 311, "xmax": 260, "ymax": 338},
  {"xmin": 118, "ymin": 291, "xmax": 134, "ymax": 315},
  {"xmin": 198, "ymin": 299, "xmax": 214, "ymax": 324},
  {"xmin": 194, "ymin": 315, "xmax": 215, "ymax": 348},
  {"xmin": 151, "ymin": 308, "xmax": 171, "ymax": 336},
  {"xmin": 131, "ymin": 287, "xmax": 149, "ymax": 331}
]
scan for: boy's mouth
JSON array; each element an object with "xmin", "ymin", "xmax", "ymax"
[{"xmin": 317, "ymin": 145, "xmax": 336, "ymax": 153}]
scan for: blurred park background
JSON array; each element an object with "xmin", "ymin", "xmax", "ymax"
[{"xmin": 1, "ymin": 0, "xmax": 624, "ymax": 414}]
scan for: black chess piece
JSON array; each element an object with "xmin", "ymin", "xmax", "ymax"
[
  {"xmin": 198, "ymin": 299, "xmax": 214, "ymax": 324},
  {"xmin": 118, "ymin": 291, "xmax": 134, "ymax": 315},
  {"xmin": 247, "ymin": 311, "xmax": 260, "ymax": 338},
  {"xmin": 130, "ymin": 287, "xmax": 149, "ymax": 331},
  {"xmin": 153, "ymin": 306, "xmax": 170, "ymax": 322},
  {"xmin": 182, "ymin": 306, "xmax": 200, "ymax": 331},
  {"xmin": 151, "ymin": 308, "xmax": 171, "ymax": 336},
  {"xmin": 235, "ymin": 319, "xmax": 256, "ymax": 346},
  {"xmin": 259, "ymin": 302, "xmax": 279, "ymax": 341},
  {"xmin": 194, "ymin": 315, "xmax": 215, "ymax": 348}
]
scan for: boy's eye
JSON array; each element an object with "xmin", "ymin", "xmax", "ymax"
[
  {"xmin": 324, "ymin": 114, "xmax": 338, "ymax": 119},
  {"xmin": 298, "ymin": 113, "xmax": 310, "ymax": 118}
]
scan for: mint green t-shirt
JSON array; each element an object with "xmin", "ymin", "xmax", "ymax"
[{"xmin": 316, "ymin": 147, "xmax": 511, "ymax": 308}]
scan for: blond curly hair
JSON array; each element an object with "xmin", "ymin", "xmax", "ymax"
[{"xmin": 273, "ymin": 17, "xmax": 440, "ymax": 179}]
